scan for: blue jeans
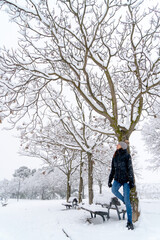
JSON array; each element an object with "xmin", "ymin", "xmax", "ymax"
[{"xmin": 112, "ymin": 180, "xmax": 132, "ymax": 223}]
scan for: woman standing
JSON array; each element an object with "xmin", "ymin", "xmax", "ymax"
[{"xmin": 108, "ymin": 141, "xmax": 135, "ymax": 230}]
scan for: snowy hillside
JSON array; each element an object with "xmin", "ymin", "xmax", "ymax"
[{"xmin": 0, "ymin": 198, "xmax": 159, "ymax": 240}]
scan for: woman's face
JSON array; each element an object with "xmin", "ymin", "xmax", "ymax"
[{"xmin": 117, "ymin": 144, "xmax": 122, "ymax": 150}]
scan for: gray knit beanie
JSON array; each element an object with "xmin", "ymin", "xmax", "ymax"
[{"xmin": 118, "ymin": 141, "xmax": 128, "ymax": 150}]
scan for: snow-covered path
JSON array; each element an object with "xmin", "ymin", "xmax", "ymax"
[{"xmin": 0, "ymin": 199, "xmax": 159, "ymax": 240}]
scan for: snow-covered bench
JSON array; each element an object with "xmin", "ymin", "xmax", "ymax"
[
  {"xmin": 81, "ymin": 197, "xmax": 125, "ymax": 222},
  {"xmin": 96, "ymin": 197, "xmax": 126, "ymax": 220},
  {"xmin": 1, "ymin": 200, "xmax": 8, "ymax": 207},
  {"xmin": 62, "ymin": 197, "xmax": 78, "ymax": 209},
  {"xmin": 81, "ymin": 205, "xmax": 109, "ymax": 222},
  {"xmin": 94, "ymin": 192, "xmax": 127, "ymax": 220},
  {"xmin": 1, "ymin": 202, "xmax": 8, "ymax": 207}
]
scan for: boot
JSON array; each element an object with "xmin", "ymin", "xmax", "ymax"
[{"xmin": 126, "ymin": 222, "xmax": 134, "ymax": 230}]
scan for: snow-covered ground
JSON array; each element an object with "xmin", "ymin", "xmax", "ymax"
[{"xmin": 0, "ymin": 198, "xmax": 160, "ymax": 240}]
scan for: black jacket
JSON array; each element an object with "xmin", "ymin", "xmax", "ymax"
[{"xmin": 108, "ymin": 148, "xmax": 134, "ymax": 185}]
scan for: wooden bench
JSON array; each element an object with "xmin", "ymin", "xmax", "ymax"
[
  {"xmin": 96, "ymin": 197, "xmax": 126, "ymax": 220},
  {"xmin": 62, "ymin": 203, "xmax": 73, "ymax": 209},
  {"xmin": 1, "ymin": 202, "xmax": 8, "ymax": 207},
  {"xmin": 81, "ymin": 206, "xmax": 109, "ymax": 222},
  {"xmin": 62, "ymin": 197, "xmax": 78, "ymax": 209}
]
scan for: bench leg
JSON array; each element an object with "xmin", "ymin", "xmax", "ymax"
[
  {"xmin": 114, "ymin": 205, "xmax": 121, "ymax": 220},
  {"xmin": 66, "ymin": 206, "xmax": 71, "ymax": 209},
  {"xmin": 107, "ymin": 208, "xmax": 110, "ymax": 219},
  {"xmin": 98, "ymin": 212, "xmax": 109, "ymax": 222},
  {"xmin": 91, "ymin": 212, "xmax": 107, "ymax": 222},
  {"xmin": 122, "ymin": 210, "xmax": 126, "ymax": 220},
  {"xmin": 95, "ymin": 213, "xmax": 106, "ymax": 222},
  {"xmin": 101, "ymin": 215, "xmax": 105, "ymax": 222}
]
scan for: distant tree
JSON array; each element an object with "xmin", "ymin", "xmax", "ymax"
[
  {"xmin": 0, "ymin": 167, "xmax": 67, "ymax": 200},
  {"xmin": 57, "ymin": 148, "xmax": 80, "ymax": 201},
  {"xmin": 0, "ymin": 179, "xmax": 10, "ymax": 201},
  {"xmin": 19, "ymin": 120, "xmax": 82, "ymax": 202},
  {"xmin": 13, "ymin": 166, "xmax": 31, "ymax": 200},
  {"xmin": 142, "ymin": 105, "xmax": 160, "ymax": 170},
  {"xmin": 22, "ymin": 169, "xmax": 62, "ymax": 200},
  {"xmin": 93, "ymin": 143, "xmax": 112, "ymax": 194},
  {"xmin": 13, "ymin": 166, "xmax": 31, "ymax": 179}
]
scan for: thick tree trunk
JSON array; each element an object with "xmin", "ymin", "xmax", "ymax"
[
  {"xmin": 66, "ymin": 173, "xmax": 71, "ymax": 202},
  {"xmin": 79, "ymin": 176, "xmax": 83, "ymax": 203},
  {"xmin": 130, "ymin": 184, "xmax": 140, "ymax": 223},
  {"xmin": 122, "ymin": 137, "xmax": 140, "ymax": 222},
  {"xmin": 87, "ymin": 152, "xmax": 94, "ymax": 204},
  {"xmin": 98, "ymin": 180, "xmax": 102, "ymax": 194},
  {"xmin": 78, "ymin": 153, "xmax": 84, "ymax": 203}
]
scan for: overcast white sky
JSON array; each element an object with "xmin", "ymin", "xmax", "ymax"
[
  {"xmin": 0, "ymin": 124, "xmax": 42, "ymax": 180},
  {"xmin": 0, "ymin": 10, "xmax": 44, "ymax": 180},
  {"xmin": 0, "ymin": 3, "xmax": 160, "ymax": 183}
]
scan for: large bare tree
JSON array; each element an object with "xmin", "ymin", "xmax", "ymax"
[{"xmin": 0, "ymin": 0, "xmax": 160, "ymax": 221}]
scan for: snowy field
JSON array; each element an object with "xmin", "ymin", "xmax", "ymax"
[{"xmin": 0, "ymin": 198, "xmax": 159, "ymax": 240}]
